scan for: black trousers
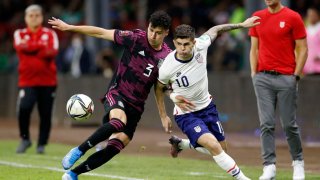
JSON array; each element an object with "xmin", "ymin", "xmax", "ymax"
[{"xmin": 17, "ymin": 86, "xmax": 56, "ymax": 146}]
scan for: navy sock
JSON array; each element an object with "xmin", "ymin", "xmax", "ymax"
[
  {"xmin": 72, "ymin": 138, "xmax": 125, "ymax": 175},
  {"xmin": 78, "ymin": 118, "xmax": 125, "ymax": 153}
]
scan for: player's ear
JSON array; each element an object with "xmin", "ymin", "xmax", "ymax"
[{"xmin": 164, "ymin": 29, "xmax": 169, "ymax": 36}]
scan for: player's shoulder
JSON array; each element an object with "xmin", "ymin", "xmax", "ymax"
[
  {"xmin": 132, "ymin": 29, "xmax": 146, "ymax": 37},
  {"xmin": 162, "ymin": 42, "xmax": 172, "ymax": 54},
  {"xmin": 41, "ymin": 27, "xmax": 57, "ymax": 34},
  {"xmin": 252, "ymin": 9, "xmax": 267, "ymax": 17},
  {"xmin": 14, "ymin": 28, "xmax": 27, "ymax": 34},
  {"xmin": 283, "ymin": 7, "xmax": 302, "ymax": 18}
]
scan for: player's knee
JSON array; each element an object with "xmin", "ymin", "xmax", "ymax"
[
  {"xmin": 110, "ymin": 133, "xmax": 130, "ymax": 146},
  {"xmin": 109, "ymin": 118, "xmax": 125, "ymax": 132},
  {"xmin": 282, "ymin": 123, "xmax": 298, "ymax": 134}
]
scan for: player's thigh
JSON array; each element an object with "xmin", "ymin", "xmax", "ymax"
[
  {"xmin": 109, "ymin": 108, "xmax": 127, "ymax": 124},
  {"xmin": 103, "ymin": 93, "xmax": 128, "ymax": 124},
  {"xmin": 110, "ymin": 132, "xmax": 131, "ymax": 146},
  {"xmin": 18, "ymin": 87, "xmax": 37, "ymax": 109},
  {"xmin": 197, "ymin": 133, "xmax": 223, "ymax": 155},
  {"xmin": 219, "ymin": 140, "xmax": 227, "ymax": 152}
]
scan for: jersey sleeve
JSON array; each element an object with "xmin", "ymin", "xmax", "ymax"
[
  {"xmin": 113, "ymin": 29, "xmax": 137, "ymax": 49},
  {"xmin": 291, "ymin": 13, "xmax": 307, "ymax": 40},
  {"xmin": 13, "ymin": 29, "xmax": 41, "ymax": 53},
  {"xmin": 196, "ymin": 34, "xmax": 211, "ymax": 50},
  {"xmin": 158, "ymin": 58, "xmax": 172, "ymax": 85},
  {"xmin": 248, "ymin": 12, "xmax": 259, "ymax": 37},
  {"xmin": 37, "ymin": 30, "xmax": 59, "ymax": 59}
]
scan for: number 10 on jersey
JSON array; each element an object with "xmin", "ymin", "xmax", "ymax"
[{"xmin": 175, "ymin": 76, "xmax": 189, "ymax": 87}]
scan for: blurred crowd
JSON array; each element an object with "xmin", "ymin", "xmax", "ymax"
[{"xmin": 1, "ymin": 0, "xmax": 320, "ymax": 77}]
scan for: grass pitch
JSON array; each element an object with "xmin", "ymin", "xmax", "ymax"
[{"xmin": 0, "ymin": 140, "xmax": 319, "ymax": 180}]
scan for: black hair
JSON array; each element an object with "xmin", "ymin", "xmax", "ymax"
[
  {"xmin": 149, "ymin": 10, "xmax": 171, "ymax": 30},
  {"xmin": 174, "ymin": 24, "xmax": 195, "ymax": 39}
]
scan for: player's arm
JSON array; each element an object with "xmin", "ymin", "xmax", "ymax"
[
  {"xmin": 13, "ymin": 30, "xmax": 41, "ymax": 54},
  {"xmin": 204, "ymin": 16, "xmax": 260, "ymax": 42},
  {"xmin": 294, "ymin": 38, "xmax": 308, "ymax": 77},
  {"xmin": 37, "ymin": 31, "xmax": 59, "ymax": 60},
  {"xmin": 154, "ymin": 81, "xmax": 172, "ymax": 133},
  {"xmin": 48, "ymin": 17, "xmax": 115, "ymax": 41},
  {"xmin": 250, "ymin": 36, "xmax": 259, "ymax": 77}
]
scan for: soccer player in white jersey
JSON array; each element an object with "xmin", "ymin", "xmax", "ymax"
[{"xmin": 155, "ymin": 16, "xmax": 260, "ymax": 180}]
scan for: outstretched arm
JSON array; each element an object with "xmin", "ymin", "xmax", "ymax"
[
  {"xmin": 154, "ymin": 81, "xmax": 172, "ymax": 133},
  {"xmin": 48, "ymin": 17, "xmax": 115, "ymax": 41},
  {"xmin": 204, "ymin": 16, "xmax": 260, "ymax": 42}
]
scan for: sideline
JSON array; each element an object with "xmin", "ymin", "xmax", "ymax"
[{"xmin": 0, "ymin": 160, "xmax": 144, "ymax": 180}]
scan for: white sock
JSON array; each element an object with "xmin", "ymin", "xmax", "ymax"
[
  {"xmin": 179, "ymin": 139, "xmax": 211, "ymax": 155},
  {"xmin": 212, "ymin": 151, "xmax": 245, "ymax": 178}
]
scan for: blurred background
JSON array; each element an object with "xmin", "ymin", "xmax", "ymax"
[{"xmin": 0, "ymin": 0, "xmax": 319, "ymax": 142}]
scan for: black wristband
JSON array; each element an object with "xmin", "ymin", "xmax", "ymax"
[{"xmin": 295, "ymin": 75, "xmax": 300, "ymax": 81}]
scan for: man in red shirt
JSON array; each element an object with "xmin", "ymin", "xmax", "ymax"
[
  {"xmin": 249, "ymin": 0, "xmax": 308, "ymax": 180},
  {"xmin": 13, "ymin": 4, "xmax": 59, "ymax": 154}
]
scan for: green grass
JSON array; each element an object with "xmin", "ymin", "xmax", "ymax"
[{"xmin": 0, "ymin": 140, "xmax": 319, "ymax": 180}]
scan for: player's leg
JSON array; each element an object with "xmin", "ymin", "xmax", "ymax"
[
  {"xmin": 197, "ymin": 133, "xmax": 249, "ymax": 180},
  {"xmin": 36, "ymin": 86, "xmax": 56, "ymax": 154},
  {"xmin": 67, "ymin": 132, "xmax": 129, "ymax": 177},
  {"xmin": 277, "ymin": 75, "xmax": 304, "ymax": 179},
  {"xmin": 16, "ymin": 87, "xmax": 37, "ymax": 153},
  {"xmin": 62, "ymin": 107, "xmax": 140, "ymax": 178},
  {"xmin": 169, "ymin": 136, "xmax": 211, "ymax": 157},
  {"xmin": 253, "ymin": 73, "xmax": 277, "ymax": 180},
  {"xmin": 62, "ymin": 108, "xmax": 126, "ymax": 170},
  {"xmin": 169, "ymin": 136, "xmax": 226, "ymax": 157}
]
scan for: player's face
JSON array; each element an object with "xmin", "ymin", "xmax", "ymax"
[
  {"xmin": 173, "ymin": 38, "xmax": 196, "ymax": 60},
  {"xmin": 264, "ymin": 0, "xmax": 281, "ymax": 7},
  {"xmin": 25, "ymin": 10, "xmax": 43, "ymax": 29},
  {"xmin": 307, "ymin": 9, "xmax": 320, "ymax": 25},
  {"xmin": 147, "ymin": 24, "xmax": 169, "ymax": 49}
]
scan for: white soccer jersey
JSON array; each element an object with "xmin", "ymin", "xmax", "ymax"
[{"xmin": 158, "ymin": 34, "xmax": 212, "ymax": 115}]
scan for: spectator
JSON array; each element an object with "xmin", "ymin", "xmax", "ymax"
[
  {"xmin": 95, "ymin": 47, "xmax": 118, "ymax": 78},
  {"xmin": 249, "ymin": 0, "xmax": 307, "ymax": 179},
  {"xmin": 303, "ymin": 7, "xmax": 320, "ymax": 75},
  {"xmin": 13, "ymin": 4, "xmax": 59, "ymax": 154},
  {"xmin": 61, "ymin": 33, "xmax": 92, "ymax": 78}
]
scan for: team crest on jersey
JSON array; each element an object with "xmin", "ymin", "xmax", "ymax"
[
  {"xmin": 194, "ymin": 125, "xmax": 201, "ymax": 133},
  {"xmin": 41, "ymin": 34, "xmax": 49, "ymax": 41},
  {"xmin": 119, "ymin": 30, "xmax": 132, "ymax": 36},
  {"xmin": 157, "ymin": 58, "xmax": 164, "ymax": 68},
  {"xmin": 195, "ymin": 53, "xmax": 203, "ymax": 63},
  {"xmin": 118, "ymin": 101, "xmax": 124, "ymax": 108},
  {"xmin": 24, "ymin": 35, "xmax": 30, "ymax": 40},
  {"xmin": 279, "ymin": 21, "xmax": 285, "ymax": 28}
]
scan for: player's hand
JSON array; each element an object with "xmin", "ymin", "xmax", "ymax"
[
  {"xmin": 161, "ymin": 116, "xmax": 172, "ymax": 134},
  {"xmin": 240, "ymin": 16, "xmax": 261, "ymax": 28},
  {"xmin": 48, "ymin": 17, "xmax": 71, "ymax": 31},
  {"xmin": 175, "ymin": 95, "xmax": 195, "ymax": 111}
]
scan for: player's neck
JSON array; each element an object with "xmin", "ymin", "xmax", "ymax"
[
  {"xmin": 267, "ymin": 3, "xmax": 283, "ymax": 13},
  {"xmin": 28, "ymin": 26, "xmax": 41, "ymax": 32},
  {"xmin": 176, "ymin": 52, "xmax": 193, "ymax": 61}
]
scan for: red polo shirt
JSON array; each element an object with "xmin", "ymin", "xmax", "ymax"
[
  {"xmin": 13, "ymin": 26, "xmax": 59, "ymax": 87},
  {"xmin": 249, "ymin": 7, "xmax": 306, "ymax": 74}
]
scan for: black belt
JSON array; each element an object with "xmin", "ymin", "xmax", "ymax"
[{"xmin": 260, "ymin": 70, "xmax": 282, "ymax": 75}]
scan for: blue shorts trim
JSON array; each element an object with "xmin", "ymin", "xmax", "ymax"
[{"xmin": 174, "ymin": 101, "xmax": 225, "ymax": 148}]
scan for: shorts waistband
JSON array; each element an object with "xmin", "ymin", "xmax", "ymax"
[{"xmin": 260, "ymin": 70, "xmax": 282, "ymax": 76}]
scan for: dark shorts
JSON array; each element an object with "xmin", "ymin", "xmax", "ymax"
[
  {"xmin": 174, "ymin": 101, "xmax": 225, "ymax": 148},
  {"xmin": 102, "ymin": 91, "xmax": 142, "ymax": 140}
]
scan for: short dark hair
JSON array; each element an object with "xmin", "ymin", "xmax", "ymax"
[
  {"xmin": 174, "ymin": 24, "xmax": 195, "ymax": 39},
  {"xmin": 149, "ymin": 10, "xmax": 171, "ymax": 30}
]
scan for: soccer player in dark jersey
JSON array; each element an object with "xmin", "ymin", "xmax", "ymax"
[{"xmin": 49, "ymin": 11, "xmax": 171, "ymax": 180}]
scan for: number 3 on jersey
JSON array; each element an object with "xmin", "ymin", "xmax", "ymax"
[
  {"xmin": 175, "ymin": 76, "xmax": 189, "ymax": 87},
  {"xmin": 143, "ymin": 63, "xmax": 154, "ymax": 77}
]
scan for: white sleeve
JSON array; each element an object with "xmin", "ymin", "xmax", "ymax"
[
  {"xmin": 158, "ymin": 62, "xmax": 171, "ymax": 85},
  {"xmin": 196, "ymin": 34, "xmax": 211, "ymax": 50}
]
